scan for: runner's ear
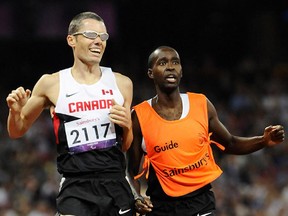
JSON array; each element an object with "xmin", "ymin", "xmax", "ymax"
[{"xmin": 147, "ymin": 69, "xmax": 153, "ymax": 78}]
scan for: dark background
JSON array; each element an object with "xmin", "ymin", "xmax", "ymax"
[
  {"xmin": 0, "ymin": 0, "xmax": 288, "ymax": 215},
  {"xmin": 1, "ymin": 0, "xmax": 288, "ymax": 96}
]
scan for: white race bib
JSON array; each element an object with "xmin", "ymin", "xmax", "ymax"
[{"xmin": 64, "ymin": 117, "xmax": 117, "ymax": 154}]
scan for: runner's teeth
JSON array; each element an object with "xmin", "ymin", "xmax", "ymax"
[{"xmin": 90, "ymin": 48, "xmax": 100, "ymax": 53}]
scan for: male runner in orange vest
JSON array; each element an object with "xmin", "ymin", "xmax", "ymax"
[{"xmin": 126, "ymin": 46, "xmax": 285, "ymax": 216}]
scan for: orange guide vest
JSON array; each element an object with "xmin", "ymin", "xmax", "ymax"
[{"xmin": 133, "ymin": 92, "xmax": 225, "ymax": 197}]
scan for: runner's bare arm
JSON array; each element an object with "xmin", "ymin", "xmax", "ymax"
[
  {"xmin": 111, "ymin": 72, "xmax": 133, "ymax": 151},
  {"xmin": 6, "ymin": 73, "xmax": 58, "ymax": 138}
]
